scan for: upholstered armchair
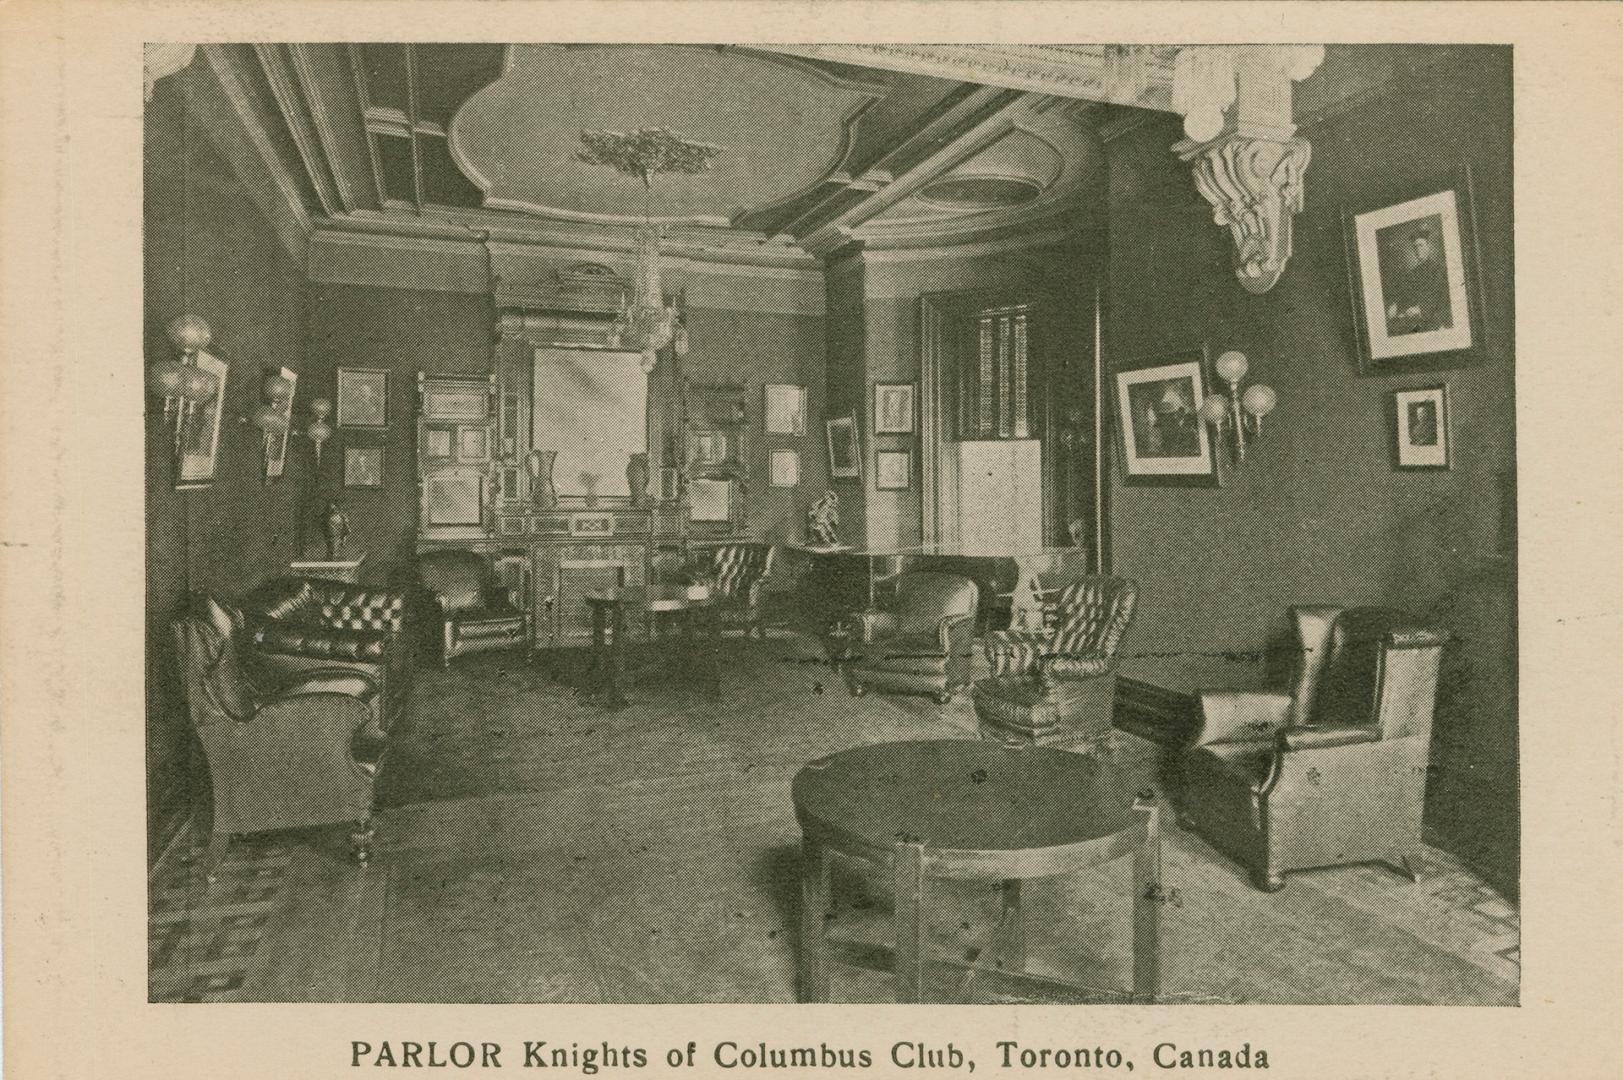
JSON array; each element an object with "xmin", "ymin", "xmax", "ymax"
[
  {"xmin": 687, "ymin": 542, "xmax": 776, "ymax": 637},
  {"xmin": 972, "ymin": 574, "xmax": 1138, "ymax": 750},
  {"xmin": 242, "ymin": 577, "xmax": 411, "ymax": 732},
  {"xmin": 175, "ymin": 607, "xmax": 383, "ymax": 875},
  {"xmin": 415, "ymin": 549, "xmax": 534, "ymax": 666},
  {"xmin": 1180, "ymin": 606, "xmax": 1448, "ymax": 891},
  {"xmin": 844, "ymin": 572, "xmax": 979, "ymax": 704}
]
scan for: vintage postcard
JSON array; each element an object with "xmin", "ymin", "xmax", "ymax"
[{"xmin": 3, "ymin": 2, "xmax": 1622, "ymax": 1079}]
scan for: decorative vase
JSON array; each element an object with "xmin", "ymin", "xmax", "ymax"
[
  {"xmin": 626, "ymin": 452, "xmax": 650, "ymax": 508},
  {"xmin": 581, "ymin": 472, "xmax": 600, "ymax": 508},
  {"xmin": 526, "ymin": 450, "xmax": 557, "ymax": 508}
]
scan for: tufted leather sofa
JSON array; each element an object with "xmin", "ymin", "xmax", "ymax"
[
  {"xmin": 241, "ymin": 576, "xmax": 411, "ymax": 732},
  {"xmin": 972, "ymin": 574, "xmax": 1138, "ymax": 750}
]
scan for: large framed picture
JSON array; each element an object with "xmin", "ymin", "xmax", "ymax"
[
  {"xmin": 826, "ymin": 415, "xmax": 861, "ymax": 480},
  {"xmin": 873, "ymin": 382, "xmax": 915, "ymax": 434},
  {"xmin": 176, "ymin": 350, "xmax": 228, "ymax": 489},
  {"xmin": 764, "ymin": 384, "xmax": 807, "ymax": 436},
  {"xmin": 1392, "ymin": 384, "xmax": 1451, "ymax": 470},
  {"xmin": 336, "ymin": 367, "xmax": 389, "ymax": 427},
  {"xmin": 1343, "ymin": 166, "xmax": 1485, "ymax": 372},
  {"xmin": 1112, "ymin": 350, "xmax": 1219, "ymax": 486}
]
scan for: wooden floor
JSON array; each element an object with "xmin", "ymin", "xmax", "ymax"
[{"xmin": 150, "ymin": 632, "xmax": 1519, "ymax": 1004}]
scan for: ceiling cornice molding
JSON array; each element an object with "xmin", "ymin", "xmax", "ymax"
[
  {"xmin": 753, "ymin": 44, "xmax": 1178, "ymax": 112},
  {"xmin": 252, "ymin": 45, "xmax": 343, "ymax": 216},
  {"xmin": 191, "ymin": 45, "xmax": 313, "ymax": 265}
]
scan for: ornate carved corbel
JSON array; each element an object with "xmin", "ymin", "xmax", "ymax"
[{"xmin": 1179, "ymin": 134, "xmax": 1311, "ymax": 294}]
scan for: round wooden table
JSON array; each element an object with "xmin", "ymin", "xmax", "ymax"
[
  {"xmin": 583, "ymin": 585, "xmax": 721, "ymax": 708},
  {"xmin": 791, "ymin": 739, "xmax": 1161, "ymax": 1003}
]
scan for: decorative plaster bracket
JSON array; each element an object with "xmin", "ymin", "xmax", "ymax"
[
  {"xmin": 144, "ymin": 44, "xmax": 198, "ymax": 102},
  {"xmin": 1173, "ymin": 46, "xmax": 1323, "ymax": 293},
  {"xmin": 1178, "ymin": 133, "xmax": 1311, "ymax": 294}
]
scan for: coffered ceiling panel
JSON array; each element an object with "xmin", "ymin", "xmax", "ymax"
[{"xmin": 450, "ymin": 45, "xmax": 883, "ymax": 224}]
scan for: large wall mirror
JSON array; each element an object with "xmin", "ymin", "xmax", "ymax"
[{"xmin": 532, "ymin": 347, "xmax": 648, "ymax": 498}]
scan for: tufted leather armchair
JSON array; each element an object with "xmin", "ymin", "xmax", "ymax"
[
  {"xmin": 688, "ymin": 542, "xmax": 776, "ymax": 638},
  {"xmin": 415, "ymin": 549, "xmax": 534, "ymax": 666},
  {"xmin": 1180, "ymin": 606, "xmax": 1448, "ymax": 891},
  {"xmin": 175, "ymin": 606, "xmax": 383, "ymax": 874},
  {"xmin": 242, "ymin": 576, "xmax": 411, "ymax": 732},
  {"xmin": 973, "ymin": 574, "xmax": 1138, "ymax": 750},
  {"xmin": 844, "ymin": 571, "xmax": 980, "ymax": 704}
]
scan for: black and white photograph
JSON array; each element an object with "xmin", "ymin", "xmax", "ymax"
[{"xmin": 8, "ymin": 12, "xmax": 1615, "ymax": 1072}]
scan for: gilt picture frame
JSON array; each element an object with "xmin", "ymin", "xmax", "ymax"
[
  {"xmin": 826, "ymin": 415, "xmax": 861, "ymax": 480},
  {"xmin": 764, "ymin": 384, "xmax": 807, "ymax": 436},
  {"xmin": 336, "ymin": 367, "xmax": 389, "ymax": 428},
  {"xmin": 873, "ymin": 382, "xmax": 915, "ymax": 434},
  {"xmin": 1112, "ymin": 350, "xmax": 1220, "ymax": 487},
  {"xmin": 1343, "ymin": 165, "xmax": 1486, "ymax": 373},
  {"xmin": 1393, "ymin": 384, "xmax": 1452, "ymax": 470}
]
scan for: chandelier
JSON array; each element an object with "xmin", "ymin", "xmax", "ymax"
[{"xmin": 577, "ymin": 126, "xmax": 722, "ymax": 372}]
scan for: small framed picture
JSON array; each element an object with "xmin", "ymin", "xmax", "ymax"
[
  {"xmin": 344, "ymin": 445, "xmax": 385, "ymax": 488},
  {"xmin": 765, "ymin": 384, "xmax": 807, "ymax": 436},
  {"xmin": 1343, "ymin": 166, "xmax": 1485, "ymax": 372},
  {"xmin": 425, "ymin": 427, "xmax": 453, "ymax": 459},
  {"xmin": 826, "ymin": 415, "xmax": 861, "ymax": 480},
  {"xmin": 457, "ymin": 426, "xmax": 489, "ymax": 462},
  {"xmin": 1112, "ymin": 350, "xmax": 1220, "ymax": 487},
  {"xmin": 1392, "ymin": 385, "xmax": 1451, "ymax": 470},
  {"xmin": 689, "ymin": 477, "xmax": 733, "ymax": 522},
  {"xmin": 336, "ymin": 367, "xmax": 389, "ymax": 428},
  {"xmin": 770, "ymin": 448, "xmax": 800, "ymax": 488},
  {"xmin": 875, "ymin": 449, "xmax": 911, "ymax": 491},
  {"xmin": 874, "ymin": 382, "xmax": 915, "ymax": 434}
]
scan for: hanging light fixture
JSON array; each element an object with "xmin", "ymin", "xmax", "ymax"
[{"xmin": 576, "ymin": 126, "xmax": 722, "ymax": 372}]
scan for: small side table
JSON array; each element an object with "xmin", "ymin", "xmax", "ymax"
[
  {"xmin": 290, "ymin": 553, "xmax": 367, "ymax": 584},
  {"xmin": 792, "ymin": 739, "xmax": 1161, "ymax": 1003}
]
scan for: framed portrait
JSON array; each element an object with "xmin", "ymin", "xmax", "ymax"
[
  {"xmin": 874, "ymin": 382, "xmax": 915, "ymax": 434},
  {"xmin": 1393, "ymin": 384, "xmax": 1451, "ymax": 470},
  {"xmin": 1112, "ymin": 351, "xmax": 1220, "ymax": 486},
  {"xmin": 764, "ymin": 384, "xmax": 807, "ymax": 436},
  {"xmin": 344, "ymin": 445, "xmax": 385, "ymax": 488},
  {"xmin": 263, "ymin": 366, "xmax": 297, "ymax": 482},
  {"xmin": 336, "ymin": 367, "xmax": 389, "ymax": 427},
  {"xmin": 1343, "ymin": 166, "xmax": 1485, "ymax": 372},
  {"xmin": 425, "ymin": 427, "xmax": 454, "ymax": 459},
  {"xmin": 826, "ymin": 415, "xmax": 861, "ymax": 480},
  {"xmin": 769, "ymin": 448, "xmax": 800, "ymax": 488},
  {"xmin": 176, "ymin": 350, "xmax": 229, "ymax": 489},
  {"xmin": 457, "ymin": 426, "xmax": 489, "ymax": 462},
  {"xmin": 875, "ymin": 449, "xmax": 911, "ymax": 491}
]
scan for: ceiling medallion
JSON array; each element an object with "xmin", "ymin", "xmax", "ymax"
[{"xmin": 577, "ymin": 127, "xmax": 723, "ymax": 371}]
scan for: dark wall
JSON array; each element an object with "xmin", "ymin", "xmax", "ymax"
[
  {"xmin": 145, "ymin": 74, "xmax": 314, "ymax": 856},
  {"xmin": 1105, "ymin": 49, "xmax": 1516, "ymax": 892},
  {"xmin": 304, "ymin": 282, "xmax": 492, "ymax": 582}
]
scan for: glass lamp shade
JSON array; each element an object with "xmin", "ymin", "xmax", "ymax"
[
  {"xmin": 263, "ymin": 373, "xmax": 294, "ymax": 403},
  {"xmin": 147, "ymin": 358, "xmax": 187, "ymax": 401},
  {"xmin": 307, "ymin": 418, "xmax": 333, "ymax": 446},
  {"xmin": 179, "ymin": 364, "xmax": 218, "ymax": 403},
  {"xmin": 1214, "ymin": 350, "xmax": 1249, "ymax": 384},
  {"xmin": 309, "ymin": 397, "xmax": 332, "ymax": 421},
  {"xmin": 165, "ymin": 314, "xmax": 212, "ymax": 355},
  {"xmin": 1198, "ymin": 394, "xmax": 1231, "ymax": 427},
  {"xmin": 250, "ymin": 404, "xmax": 288, "ymax": 434},
  {"xmin": 1241, "ymin": 383, "xmax": 1278, "ymax": 418}
]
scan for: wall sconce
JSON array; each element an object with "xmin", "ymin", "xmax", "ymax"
[
  {"xmin": 306, "ymin": 398, "xmax": 334, "ymax": 464},
  {"xmin": 147, "ymin": 314, "xmax": 220, "ymax": 457},
  {"xmin": 1199, "ymin": 350, "xmax": 1277, "ymax": 463},
  {"xmin": 247, "ymin": 370, "xmax": 293, "ymax": 480}
]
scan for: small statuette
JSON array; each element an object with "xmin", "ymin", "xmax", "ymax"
[
  {"xmin": 807, "ymin": 490, "xmax": 841, "ymax": 548},
  {"xmin": 324, "ymin": 501, "xmax": 350, "ymax": 560}
]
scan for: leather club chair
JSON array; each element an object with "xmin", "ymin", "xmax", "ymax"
[
  {"xmin": 415, "ymin": 548, "xmax": 534, "ymax": 666},
  {"xmin": 688, "ymin": 542, "xmax": 776, "ymax": 638},
  {"xmin": 972, "ymin": 574, "xmax": 1138, "ymax": 750},
  {"xmin": 243, "ymin": 577, "xmax": 411, "ymax": 733},
  {"xmin": 1179, "ymin": 605, "xmax": 1449, "ymax": 891},
  {"xmin": 175, "ymin": 602, "xmax": 384, "ymax": 874},
  {"xmin": 844, "ymin": 571, "xmax": 979, "ymax": 704}
]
